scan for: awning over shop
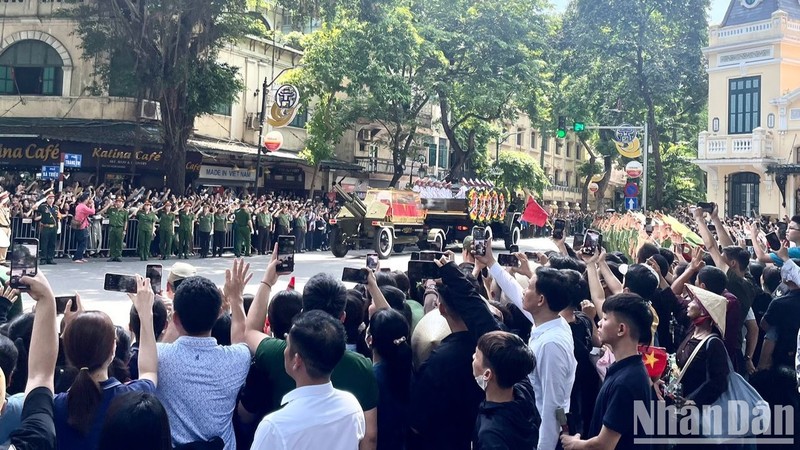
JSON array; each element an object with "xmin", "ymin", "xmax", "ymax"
[
  {"xmin": 766, "ymin": 164, "xmax": 800, "ymax": 175},
  {"xmin": 187, "ymin": 137, "xmax": 306, "ymax": 164},
  {"xmin": 320, "ymin": 159, "xmax": 363, "ymax": 172}
]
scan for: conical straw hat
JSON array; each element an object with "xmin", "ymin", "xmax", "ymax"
[{"xmin": 685, "ymin": 284, "xmax": 727, "ymax": 337}]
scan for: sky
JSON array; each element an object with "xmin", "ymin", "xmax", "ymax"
[{"xmin": 551, "ymin": 0, "xmax": 730, "ymax": 25}]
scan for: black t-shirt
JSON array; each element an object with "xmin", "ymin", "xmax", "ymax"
[
  {"xmin": 9, "ymin": 386, "xmax": 56, "ymax": 450},
  {"xmin": 763, "ymin": 289, "xmax": 800, "ymax": 368},
  {"xmin": 588, "ymin": 355, "xmax": 652, "ymax": 450}
]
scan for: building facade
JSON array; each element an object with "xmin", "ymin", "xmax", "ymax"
[
  {"xmin": 0, "ymin": 1, "xmax": 328, "ymax": 194},
  {"xmin": 695, "ymin": 1, "xmax": 800, "ymax": 217}
]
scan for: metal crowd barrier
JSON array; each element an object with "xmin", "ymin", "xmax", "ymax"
[{"xmin": 9, "ymin": 216, "xmax": 239, "ymax": 258}]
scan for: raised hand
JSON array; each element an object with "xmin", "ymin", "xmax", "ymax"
[{"xmin": 225, "ymin": 258, "xmax": 253, "ymax": 301}]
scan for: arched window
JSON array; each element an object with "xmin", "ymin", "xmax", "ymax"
[
  {"xmin": 0, "ymin": 40, "xmax": 64, "ymax": 96},
  {"xmin": 728, "ymin": 172, "xmax": 760, "ymax": 217}
]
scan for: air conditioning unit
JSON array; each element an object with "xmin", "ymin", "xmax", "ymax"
[
  {"xmin": 358, "ymin": 128, "xmax": 374, "ymax": 142},
  {"xmin": 139, "ymin": 100, "xmax": 162, "ymax": 121},
  {"xmin": 246, "ymin": 113, "xmax": 261, "ymax": 130}
]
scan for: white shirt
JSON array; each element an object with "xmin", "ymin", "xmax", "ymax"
[
  {"xmin": 251, "ymin": 382, "xmax": 365, "ymax": 450},
  {"xmin": 530, "ymin": 317, "xmax": 577, "ymax": 450},
  {"xmin": 489, "ymin": 263, "xmax": 533, "ymax": 324},
  {"xmin": 796, "ymin": 328, "xmax": 800, "ymax": 393}
]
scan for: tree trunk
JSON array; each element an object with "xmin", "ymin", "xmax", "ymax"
[
  {"xmin": 594, "ymin": 156, "xmax": 612, "ymax": 212},
  {"xmin": 635, "ymin": 36, "xmax": 664, "ymax": 210},
  {"xmin": 390, "ymin": 129, "xmax": 415, "ymax": 188},
  {"xmin": 578, "ymin": 137, "xmax": 597, "ymax": 210},
  {"xmin": 309, "ymin": 163, "xmax": 322, "ymax": 196},
  {"xmin": 160, "ymin": 88, "xmax": 191, "ymax": 193},
  {"xmin": 438, "ymin": 94, "xmax": 469, "ymax": 182}
]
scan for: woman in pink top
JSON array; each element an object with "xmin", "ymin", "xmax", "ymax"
[{"xmin": 73, "ymin": 193, "xmax": 95, "ymax": 262}]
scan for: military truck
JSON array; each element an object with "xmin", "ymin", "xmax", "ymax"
[{"xmin": 328, "ymin": 182, "xmax": 521, "ymax": 259}]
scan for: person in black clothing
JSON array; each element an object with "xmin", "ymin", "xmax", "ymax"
[
  {"xmin": 408, "ymin": 255, "xmax": 501, "ymax": 450},
  {"xmin": 472, "ymin": 330, "xmax": 539, "ymax": 450},
  {"xmin": 561, "ymin": 293, "xmax": 653, "ymax": 450},
  {"xmin": 127, "ymin": 298, "xmax": 168, "ymax": 380}
]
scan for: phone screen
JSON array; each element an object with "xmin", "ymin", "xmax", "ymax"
[
  {"xmin": 553, "ymin": 219, "xmax": 566, "ymax": 240},
  {"xmin": 765, "ymin": 232, "xmax": 781, "ymax": 251},
  {"xmin": 408, "ymin": 261, "xmax": 440, "ymax": 280},
  {"xmin": 10, "ymin": 239, "xmax": 38, "ymax": 289},
  {"xmin": 146, "ymin": 264, "xmax": 163, "ymax": 295},
  {"xmin": 366, "ymin": 254, "xmax": 379, "ymax": 270},
  {"xmin": 104, "ymin": 274, "xmax": 138, "ymax": 294},
  {"xmin": 277, "ymin": 235, "xmax": 295, "ymax": 273},
  {"xmin": 342, "ymin": 267, "xmax": 368, "ymax": 284},
  {"xmin": 472, "ymin": 227, "xmax": 486, "ymax": 257},
  {"xmin": 498, "ymin": 254, "xmax": 519, "ymax": 267},
  {"xmin": 55, "ymin": 295, "xmax": 78, "ymax": 315},
  {"xmin": 419, "ymin": 251, "xmax": 445, "ymax": 261},
  {"xmin": 572, "ymin": 234, "xmax": 584, "ymax": 250},
  {"xmin": 582, "ymin": 230, "xmax": 602, "ymax": 255}
]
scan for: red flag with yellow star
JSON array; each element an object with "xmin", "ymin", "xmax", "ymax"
[{"xmin": 638, "ymin": 345, "xmax": 667, "ymax": 378}]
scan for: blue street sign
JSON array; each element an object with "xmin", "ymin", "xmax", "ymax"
[
  {"xmin": 624, "ymin": 182, "xmax": 639, "ymax": 198},
  {"xmin": 41, "ymin": 166, "xmax": 60, "ymax": 180},
  {"xmin": 625, "ymin": 197, "xmax": 639, "ymax": 211},
  {"xmin": 64, "ymin": 153, "xmax": 82, "ymax": 168}
]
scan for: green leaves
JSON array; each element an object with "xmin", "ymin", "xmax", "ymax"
[{"xmin": 491, "ymin": 150, "xmax": 549, "ymax": 195}]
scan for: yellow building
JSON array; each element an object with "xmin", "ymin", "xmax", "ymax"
[{"xmin": 695, "ymin": 1, "xmax": 800, "ymax": 217}]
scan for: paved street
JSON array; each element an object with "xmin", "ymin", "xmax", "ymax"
[{"xmin": 20, "ymin": 237, "xmax": 563, "ymax": 326}]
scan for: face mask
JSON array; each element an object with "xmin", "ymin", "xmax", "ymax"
[{"xmin": 474, "ymin": 371, "xmax": 490, "ymax": 391}]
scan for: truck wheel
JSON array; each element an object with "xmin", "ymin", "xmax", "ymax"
[
  {"xmin": 330, "ymin": 227, "xmax": 349, "ymax": 258},
  {"xmin": 433, "ymin": 232, "xmax": 444, "ymax": 252},
  {"xmin": 374, "ymin": 227, "xmax": 393, "ymax": 259},
  {"xmin": 393, "ymin": 244, "xmax": 406, "ymax": 253},
  {"xmin": 505, "ymin": 223, "xmax": 521, "ymax": 250}
]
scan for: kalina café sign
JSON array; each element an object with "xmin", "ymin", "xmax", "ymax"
[{"xmin": 0, "ymin": 139, "xmax": 202, "ymax": 172}]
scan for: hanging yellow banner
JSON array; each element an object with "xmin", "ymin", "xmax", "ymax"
[{"xmin": 615, "ymin": 137, "xmax": 642, "ymax": 158}]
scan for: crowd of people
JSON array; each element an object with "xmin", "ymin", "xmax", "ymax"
[
  {"xmin": 0, "ymin": 194, "xmax": 798, "ymax": 449},
  {"xmin": 0, "ymin": 180, "xmax": 338, "ymax": 266}
]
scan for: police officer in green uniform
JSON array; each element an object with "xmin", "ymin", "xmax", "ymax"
[
  {"xmin": 35, "ymin": 193, "xmax": 58, "ymax": 265},
  {"xmin": 294, "ymin": 210, "xmax": 307, "ymax": 253},
  {"xmin": 276, "ymin": 206, "xmax": 292, "ymax": 238},
  {"xmin": 213, "ymin": 206, "xmax": 229, "ymax": 257},
  {"xmin": 105, "ymin": 196, "xmax": 129, "ymax": 262},
  {"xmin": 177, "ymin": 201, "xmax": 195, "ymax": 259},
  {"xmin": 255, "ymin": 203, "xmax": 273, "ymax": 255},
  {"xmin": 158, "ymin": 202, "xmax": 176, "ymax": 260},
  {"xmin": 233, "ymin": 201, "xmax": 253, "ymax": 257},
  {"xmin": 136, "ymin": 201, "xmax": 157, "ymax": 261},
  {"xmin": 197, "ymin": 204, "xmax": 213, "ymax": 258}
]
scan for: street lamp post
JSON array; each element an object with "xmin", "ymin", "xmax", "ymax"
[{"xmin": 255, "ymin": 65, "xmax": 304, "ymax": 195}]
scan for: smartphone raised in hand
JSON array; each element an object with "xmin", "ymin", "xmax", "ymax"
[
  {"xmin": 472, "ymin": 227, "xmax": 486, "ymax": 257},
  {"xmin": 553, "ymin": 219, "xmax": 566, "ymax": 240},
  {"xmin": 419, "ymin": 251, "xmax": 445, "ymax": 261},
  {"xmin": 277, "ymin": 235, "xmax": 296, "ymax": 273},
  {"xmin": 146, "ymin": 264, "xmax": 162, "ymax": 295},
  {"xmin": 765, "ymin": 231, "xmax": 781, "ymax": 251},
  {"xmin": 498, "ymin": 253, "xmax": 519, "ymax": 267},
  {"xmin": 55, "ymin": 295, "xmax": 79, "ymax": 315},
  {"xmin": 408, "ymin": 260, "xmax": 440, "ymax": 280},
  {"xmin": 104, "ymin": 274, "xmax": 138, "ymax": 294},
  {"xmin": 581, "ymin": 229, "xmax": 603, "ymax": 256},
  {"xmin": 10, "ymin": 238, "xmax": 38, "ymax": 290},
  {"xmin": 366, "ymin": 253, "xmax": 379, "ymax": 270},
  {"xmin": 697, "ymin": 202, "xmax": 715, "ymax": 214},
  {"xmin": 342, "ymin": 267, "xmax": 369, "ymax": 284}
]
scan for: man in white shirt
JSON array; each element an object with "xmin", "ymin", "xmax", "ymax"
[
  {"xmin": 251, "ymin": 310, "xmax": 365, "ymax": 450},
  {"xmin": 476, "ymin": 244, "xmax": 575, "ymax": 450}
]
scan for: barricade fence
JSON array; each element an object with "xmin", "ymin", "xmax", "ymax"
[{"xmin": 9, "ymin": 216, "xmax": 238, "ymax": 258}]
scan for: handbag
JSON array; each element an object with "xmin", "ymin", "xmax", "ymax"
[
  {"xmin": 677, "ymin": 335, "xmax": 771, "ymax": 440},
  {"xmin": 70, "ymin": 216, "xmax": 83, "ymax": 230}
]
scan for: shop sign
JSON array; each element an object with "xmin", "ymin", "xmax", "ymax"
[{"xmin": 199, "ymin": 165, "xmax": 256, "ymax": 182}]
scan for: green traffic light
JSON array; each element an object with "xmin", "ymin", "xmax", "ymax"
[
  {"xmin": 556, "ymin": 129, "xmax": 567, "ymax": 139},
  {"xmin": 573, "ymin": 122, "xmax": 585, "ymax": 132}
]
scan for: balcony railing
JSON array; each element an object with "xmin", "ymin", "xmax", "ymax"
[
  {"xmin": 697, "ymin": 128, "xmax": 774, "ymax": 160},
  {"xmin": 355, "ymin": 157, "xmax": 394, "ymax": 174},
  {"xmin": 545, "ymin": 185, "xmax": 581, "ymax": 193}
]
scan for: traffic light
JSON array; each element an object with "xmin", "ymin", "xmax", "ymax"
[
  {"xmin": 556, "ymin": 116, "xmax": 567, "ymax": 139},
  {"xmin": 573, "ymin": 121, "xmax": 585, "ymax": 132}
]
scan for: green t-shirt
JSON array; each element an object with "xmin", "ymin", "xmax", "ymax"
[
  {"xmin": 256, "ymin": 212, "xmax": 272, "ymax": 228},
  {"xmin": 254, "ymin": 337, "xmax": 378, "ymax": 414},
  {"xmin": 277, "ymin": 213, "xmax": 291, "ymax": 229}
]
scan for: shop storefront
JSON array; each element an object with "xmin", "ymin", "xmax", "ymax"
[{"xmin": 0, "ymin": 137, "xmax": 202, "ymax": 187}]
